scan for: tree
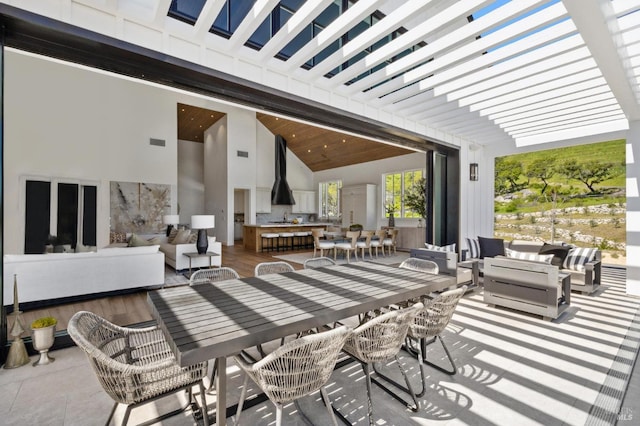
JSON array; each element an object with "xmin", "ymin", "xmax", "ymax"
[
  {"xmin": 495, "ymin": 157, "xmax": 524, "ymax": 194},
  {"xmin": 526, "ymin": 157, "xmax": 556, "ymax": 194},
  {"xmin": 560, "ymin": 159, "xmax": 617, "ymax": 193},
  {"xmin": 403, "ymin": 177, "xmax": 427, "ymax": 219}
]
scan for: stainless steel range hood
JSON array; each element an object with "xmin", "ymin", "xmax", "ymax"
[{"xmin": 271, "ymin": 135, "xmax": 296, "ymax": 205}]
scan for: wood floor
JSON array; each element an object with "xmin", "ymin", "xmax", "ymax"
[{"xmin": 6, "ymin": 244, "xmax": 307, "ymax": 335}]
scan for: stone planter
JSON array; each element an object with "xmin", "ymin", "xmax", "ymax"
[{"xmin": 31, "ymin": 324, "xmax": 56, "ymax": 366}]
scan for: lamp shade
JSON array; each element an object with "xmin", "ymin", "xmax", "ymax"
[
  {"xmin": 191, "ymin": 215, "xmax": 215, "ymax": 229},
  {"xmin": 163, "ymin": 214, "xmax": 180, "ymax": 225}
]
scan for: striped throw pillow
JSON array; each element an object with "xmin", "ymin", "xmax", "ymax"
[
  {"xmin": 466, "ymin": 238, "xmax": 480, "ymax": 259},
  {"xmin": 505, "ymin": 248, "xmax": 554, "ymax": 264},
  {"xmin": 425, "ymin": 243, "xmax": 457, "ymax": 252},
  {"xmin": 563, "ymin": 247, "xmax": 597, "ymax": 272}
]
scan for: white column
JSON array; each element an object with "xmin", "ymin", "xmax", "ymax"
[{"xmin": 626, "ymin": 120, "xmax": 640, "ymax": 296}]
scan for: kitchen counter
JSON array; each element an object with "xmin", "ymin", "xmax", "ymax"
[{"xmin": 244, "ymin": 223, "xmax": 331, "ymax": 252}]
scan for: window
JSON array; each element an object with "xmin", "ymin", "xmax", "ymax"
[
  {"xmin": 23, "ymin": 178, "xmax": 97, "ymax": 254},
  {"xmin": 319, "ymin": 180, "xmax": 342, "ymax": 218},
  {"xmin": 383, "ymin": 170, "xmax": 424, "ymax": 218}
]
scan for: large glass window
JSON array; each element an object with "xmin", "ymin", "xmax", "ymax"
[
  {"xmin": 319, "ymin": 180, "xmax": 342, "ymax": 218},
  {"xmin": 383, "ymin": 170, "xmax": 424, "ymax": 218},
  {"xmin": 23, "ymin": 178, "xmax": 97, "ymax": 253}
]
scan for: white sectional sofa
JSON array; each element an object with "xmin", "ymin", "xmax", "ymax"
[{"xmin": 3, "ymin": 245, "xmax": 165, "ymax": 305}]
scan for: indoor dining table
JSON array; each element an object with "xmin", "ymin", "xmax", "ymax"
[{"xmin": 147, "ymin": 261, "xmax": 456, "ymax": 426}]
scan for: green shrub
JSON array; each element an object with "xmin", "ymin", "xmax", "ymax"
[{"xmin": 31, "ymin": 316, "xmax": 57, "ymax": 329}]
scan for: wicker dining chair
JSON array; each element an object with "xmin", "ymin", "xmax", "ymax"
[
  {"xmin": 190, "ymin": 266, "xmax": 240, "ymax": 285},
  {"xmin": 254, "ymin": 261, "xmax": 295, "ymax": 276},
  {"xmin": 234, "ymin": 325, "xmax": 352, "ymax": 426},
  {"xmin": 342, "ymin": 304, "xmax": 423, "ymax": 424},
  {"xmin": 303, "ymin": 256, "xmax": 337, "ymax": 269},
  {"xmin": 67, "ymin": 311, "xmax": 209, "ymax": 426},
  {"xmin": 374, "ymin": 286, "xmax": 467, "ymax": 401}
]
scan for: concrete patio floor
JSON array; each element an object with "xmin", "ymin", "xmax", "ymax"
[{"xmin": 1, "ymin": 266, "xmax": 638, "ymax": 426}]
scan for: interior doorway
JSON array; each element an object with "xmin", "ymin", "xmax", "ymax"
[{"xmin": 234, "ymin": 189, "xmax": 249, "ymax": 242}]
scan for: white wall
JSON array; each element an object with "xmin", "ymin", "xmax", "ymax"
[
  {"xmin": 177, "ymin": 140, "xmax": 204, "ymax": 224},
  {"xmin": 626, "ymin": 121, "xmax": 640, "ymax": 296},
  {"xmin": 205, "ymin": 117, "xmax": 229, "ymax": 244},
  {"xmin": 4, "ymin": 51, "xmax": 179, "ymax": 252}
]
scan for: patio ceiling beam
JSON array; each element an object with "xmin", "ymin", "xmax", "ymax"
[
  {"xmin": 306, "ymin": 0, "xmax": 436, "ymax": 79},
  {"xmin": 193, "ymin": 0, "xmax": 227, "ymax": 39},
  {"xmin": 153, "ymin": 0, "xmax": 173, "ymax": 26},
  {"xmin": 563, "ymin": 0, "xmax": 640, "ymax": 120},
  {"xmin": 227, "ymin": 0, "xmax": 281, "ymax": 50},
  {"xmin": 285, "ymin": 0, "xmax": 380, "ymax": 71},
  {"xmin": 355, "ymin": 0, "xmax": 562, "ymax": 101},
  {"xmin": 257, "ymin": 0, "xmax": 333, "ymax": 61},
  {"xmin": 481, "ymin": 77, "xmax": 608, "ymax": 117},
  {"xmin": 502, "ymin": 100, "xmax": 621, "ymax": 131},
  {"xmin": 364, "ymin": 2, "xmax": 568, "ymax": 107},
  {"xmin": 329, "ymin": 0, "xmax": 495, "ymax": 89}
]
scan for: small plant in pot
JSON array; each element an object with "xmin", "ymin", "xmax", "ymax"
[{"xmin": 31, "ymin": 316, "xmax": 57, "ymax": 366}]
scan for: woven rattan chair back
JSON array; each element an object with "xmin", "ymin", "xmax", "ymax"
[
  {"xmin": 67, "ymin": 311, "xmax": 209, "ymax": 425},
  {"xmin": 409, "ymin": 285, "xmax": 466, "ymax": 340},
  {"xmin": 303, "ymin": 256, "xmax": 337, "ymax": 269},
  {"xmin": 345, "ymin": 303, "xmax": 423, "ymax": 364},
  {"xmin": 254, "ymin": 261, "xmax": 295, "ymax": 276},
  {"xmin": 235, "ymin": 325, "xmax": 352, "ymax": 425},
  {"xmin": 399, "ymin": 258, "xmax": 440, "ymax": 275},
  {"xmin": 190, "ymin": 267, "xmax": 240, "ymax": 285}
]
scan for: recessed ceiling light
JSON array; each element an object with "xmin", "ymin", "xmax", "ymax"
[
  {"xmin": 210, "ymin": 114, "xmax": 214, "ymax": 118},
  {"xmin": 342, "ymin": 139, "xmax": 346, "ymax": 143},
  {"xmin": 181, "ymin": 108, "xmax": 185, "ymax": 112},
  {"xmin": 307, "ymin": 149, "xmax": 311, "ymax": 153},
  {"xmin": 323, "ymin": 145, "xmax": 327, "ymax": 148},
  {"xmin": 199, "ymin": 125, "xmax": 203, "ymax": 128},
  {"xmin": 275, "ymin": 117, "xmax": 279, "ymax": 120},
  {"xmin": 292, "ymin": 134, "xmax": 296, "ymax": 137}
]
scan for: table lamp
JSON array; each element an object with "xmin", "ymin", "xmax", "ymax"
[
  {"xmin": 191, "ymin": 215, "xmax": 215, "ymax": 254},
  {"xmin": 163, "ymin": 214, "xmax": 180, "ymax": 237}
]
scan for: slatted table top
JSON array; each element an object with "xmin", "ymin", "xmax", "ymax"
[{"xmin": 148, "ymin": 262, "xmax": 455, "ymax": 367}]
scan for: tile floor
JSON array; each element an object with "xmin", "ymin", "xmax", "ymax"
[{"xmin": 1, "ymin": 266, "xmax": 638, "ymax": 426}]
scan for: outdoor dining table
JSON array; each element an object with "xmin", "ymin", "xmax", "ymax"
[{"xmin": 147, "ymin": 261, "xmax": 456, "ymax": 426}]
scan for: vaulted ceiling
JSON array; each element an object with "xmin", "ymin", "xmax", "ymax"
[{"xmin": 6, "ymin": 0, "xmax": 640, "ymax": 150}]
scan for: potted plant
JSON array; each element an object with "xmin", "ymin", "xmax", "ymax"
[
  {"xmin": 31, "ymin": 316, "xmax": 57, "ymax": 366},
  {"xmin": 385, "ymin": 203, "xmax": 398, "ymax": 228},
  {"xmin": 404, "ymin": 177, "xmax": 427, "ymax": 227}
]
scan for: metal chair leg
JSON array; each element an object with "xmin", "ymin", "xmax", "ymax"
[
  {"xmin": 408, "ymin": 335, "xmax": 457, "ymax": 376},
  {"xmin": 370, "ymin": 356, "xmax": 420, "ymax": 412}
]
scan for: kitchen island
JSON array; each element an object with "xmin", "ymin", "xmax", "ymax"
[{"xmin": 244, "ymin": 223, "xmax": 330, "ymax": 252}]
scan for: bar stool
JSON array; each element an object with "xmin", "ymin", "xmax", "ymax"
[
  {"xmin": 293, "ymin": 231, "xmax": 309, "ymax": 249},
  {"xmin": 278, "ymin": 232, "xmax": 295, "ymax": 251},
  {"xmin": 261, "ymin": 233, "xmax": 279, "ymax": 252}
]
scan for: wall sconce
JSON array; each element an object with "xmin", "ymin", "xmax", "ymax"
[{"xmin": 470, "ymin": 163, "xmax": 479, "ymax": 181}]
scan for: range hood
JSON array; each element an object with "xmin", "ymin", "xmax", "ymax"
[{"xmin": 271, "ymin": 135, "xmax": 296, "ymax": 205}]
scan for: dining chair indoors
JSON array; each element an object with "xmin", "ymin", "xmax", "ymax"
[
  {"xmin": 67, "ymin": 311, "xmax": 209, "ymax": 426},
  {"xmin": 342, "ymin": 303, "xmax": 423, "ymax": 424},
  {"xmin": 356, "ymin": 230, "xmax": 374, "ymax": 260},
  {"xmin": 370, "ymin": 229, "xmax": 387, "ymax": 258},
  {"xmin": 382, "ymin": 229, "xmax": 399, "ymax": 256},
  {"xmin": 303, "ymin": 256, "xmax": 337, "ymax": 269},
  {"xmin": 190, "ymin": 267, "xmax": 240, "ymax": 285},
  {"xmin": 334, "ymin": 230, "xmax": 359, "ymax": 263},
  {"xmin": 254, "ymin": 261, "xmax": 295, "ymax": 276},
  {"xmin": 234, "ymin": 325, "xmax": 352, "ymax": 426},
  {"xmin": 312, "ymin": 229, "xmax": 336, "ymax": 258}
]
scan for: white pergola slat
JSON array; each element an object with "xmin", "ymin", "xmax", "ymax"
[{"xmin": 21, "ymin": 0, "xmax": 640, "ymax": 148}]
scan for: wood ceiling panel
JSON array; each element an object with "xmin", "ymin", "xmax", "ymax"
[
  {"xmin": 176, "ymin": 105, "xmax": 416, "ymax": 171},
  {"xmin": 256, "ymin": 113, "xmax": 415, "ymax": 172},
  {"xmin": 177, "ymin": 103, "xmax": 226, "ymax": 143}
]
